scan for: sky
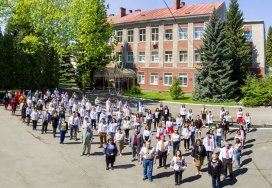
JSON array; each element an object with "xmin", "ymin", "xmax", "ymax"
[{"xmin": 105, "ymin": 0, "xmax": 272, "ymax": 37}]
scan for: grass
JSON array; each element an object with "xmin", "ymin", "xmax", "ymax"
[
  {"xmin": 59, "ymin": 82, "xmax": 78, "ymax": 88},
  {"xmin": 124, "ymin": 91, "xmax": 238, "ymax": 106}
]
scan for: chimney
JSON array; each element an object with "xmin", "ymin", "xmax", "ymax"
[
  {"xmin": 120, "ymin": 7, "xmax": 126, "ymax": 17},
  {"xmin": 129, "ymin": 10, "xmax": 133, "ymax": 13},
  {"xmin": 135, "ymin": 9, "xmax": 141, "ymax": 13},
  {"xmin": 174, "ymin": 0, "xmax": 180, "ymax": 9},
  {"xmin": 109, "ymin": 14, "xmax": 115, "ymax": 17},
  {"xmin": 180, "ymin": 2, "xmax": 185, "ymax": 7}
]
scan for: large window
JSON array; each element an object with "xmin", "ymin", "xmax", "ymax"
[
  {"xmin": 151, "ymin": 51, "xmax": 159, "ymax": 63},
  {"xmin": 165, "ymin": 29, "xmax": 173, "ymax": 41},
  {"xmin": 138, "ymin": 72, "xmax": 145, "ymax": 84},
  {"xmin": 179, "ymin": 51, "xmax": 188, "ymax": 63},
  {"xmin": 245, "ymin": 30, "xmax": 252, "ymax": 42},
  {"xmin": 179, "ymin": 73, "xmax": 188, "ymax": 87},
  {"xmin": 151, "ymin": 28, "xmax": 159, "ymax": 42},
  {"xmin": 150, "ymin": 73, "xmax": 158, "ymax": 85},
  {"xmin": 164, "ymin": 73, "xmax": 173, "ymax": 86},
  {"xmin": 179, "ymin": 28, "xmax": 188, "ymax": 40},
  {"xmin": 194, "ymin": 50, "xmax": 201, "ymax": 63},
  {"xmin": 194, "ymin": 27, "xmax": 203, "ymax": 39},
  {"xmin": 118, "ymin": 52, "xmax": 122, "ymax": 62},
  {"xmin": 138, "ymin": 52, "xmax": 145, "ymax": 62},
  {"xmin": 127, "ymin": 52, "xmax": 133, "ymax": 63},
  {"xmin": 127, "ymin": 30, "xmax": 134, "ymax": 43},
  {"xmin": 165, "ymin": 51, "xmax": 173, "ymax": 63},
  {"xmin": 139, "ymin": 29, "xmax": 146, "ymax": 42},
  {"xmin": 117, "ymin": 31, "xmax": 123, "ymax": 43}
]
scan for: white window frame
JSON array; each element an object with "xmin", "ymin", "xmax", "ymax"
[
  {"xmin": 164, "ymin": 73, "xmax": 173, "ymax": 86},
  {"xmin": 164, "ymin": 51, "xmax": 173, "ymax": 63},
  {"xmin": 179, "ymin": 28, "xmax": 188, "ymax": 40},
  {"xmin": 151, "ymin": 51, "xmax": 159, "ymax": 63},
  {"xmin": 139, "ymin": 29, "xmax": 146, "ymax": 42},
  {"xmin": 194, "ymin": 27, "xmax": 203, "ymax": 40},
  {"xmin": 137, "ymin": 72, "xmax": 145, "ymax": 84},
  {"xmin": 194, "ymin": 50, "xmax": 201, "ymax": 63},
  {"xmin": 150, "ymin": 72, "xmax": 158, "ymax": 85},
  {"xmin": 118, "ymin": 52, "xmax": 122, "ymax": 62},
  {"xmin": 178, "ymin": 73, "xmax": 188, "ymax": 87},
  {"xmin": 117, "ymin": 31, "xmax": 123, "ymax": 43},
  {"xmin": 127, "ymin": 52, "xmax": 133, "ymax": 63},
  {"xmin": 127, "ymin": 30, "xmax": 134, "ymax": 43},
  {"xmin": 138, "ymin": 52, "xmax": 146, "ymax": 63},
  {"xmin": 179, "ymin": 51, "xmax": 188, "ymax": 63},
  {"xmin": 165, "ymin": 29, "xmax": 173, "ymax": 41},
  {"xmin": 151, "ymin": 28, "xmax": 159, "ymax": 42},
  {"xmin": 245, "ymin": 30, "xmax": 252, "ymax": 42},
  {"xmin": 108, "ymin": 36, "xmax": 113, "ymax": 44}
]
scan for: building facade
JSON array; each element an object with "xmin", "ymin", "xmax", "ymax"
[{"xmin": 107, "ymin": 0, "xmax": 266, "ymax": 92}]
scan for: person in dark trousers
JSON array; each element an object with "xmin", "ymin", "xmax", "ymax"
[
  {"xmin": 3, "ymin": 93, "xmax": 9, "ymax": 110},
  {"xmin": 219, "ymin": 142, "xmax": 235, "ymax": 180},
  {"xmin": 41, "ymin": 109, "xmax": 51, "ymax": 134},
  {"xmin": 194, "ymin": 115, "xmax": 203, "ymax": 140},
  {"xmin": 208, "ymin": 154, "xmax": 224, "ymax": 188},
  {"xmin": 103, "ymin": 138, "xmax": 118, "ymax": 170}
]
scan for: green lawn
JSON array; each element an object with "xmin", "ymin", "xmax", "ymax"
[
  {"xmin": 59, "ymin": 82, "xmax": 78, "ymax": 88},
  {"xmin": 124, "ymin": 91, "xmax": 238, "ymax": 106}
]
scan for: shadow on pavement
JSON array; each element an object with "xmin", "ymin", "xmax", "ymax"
[
  {"xmin": 92, "ymin": 151, "xmax": 103, "ymax": 156},
  {"xmin": 153, "ymin": 171, "xmax": 173, "ymax": 178},
  {"xmin": 245, "ymin": 139, "xmax": 256, "ymax": 144},
  {"xmin": 242, "ymin": 150, "xmax": 253, "ymax": 156},
  {"xmin": 221, "ymin": 168, "xmax": 248, "ymax": 186},
  {"xmin": 182, "ymin": 174, "xmax": 201, "ymax": 183},
  {"xmin": 65, "ymin": 142, "xmax": 81, "ymax": 145},
  {"xmin": 243, "ymin": 144, "xmax": 253, "ymax": 150},
  {"xmin": 241, "ymin": 158, "xmax": 252, "ymax": 166},
  {"xmin": 114, "ymin": 164, "xmax": 135, "ymax": 169}
]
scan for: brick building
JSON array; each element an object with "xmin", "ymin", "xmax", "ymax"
[{"xmin": 106, "ymin": 0, "xmax": 266, "ymax": 92}]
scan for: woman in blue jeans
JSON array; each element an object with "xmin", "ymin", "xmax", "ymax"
[
  {"xmin": 234, "ymin": 138, "xmax": 242, "ymax": 168},
  {"xmin": 171, "ymin": 128, "xmax": 181, "ymax": 155},
  {"xmin": 215, "ymin": 124, "xmax": 222, "ymax": 150},
  {"xmin": 189, "ymin": 122, "xmax": 196, "ymax": 146},
  {"xmin": 208, "ymin": 154, "xmax": 224, "ymax": 188}
]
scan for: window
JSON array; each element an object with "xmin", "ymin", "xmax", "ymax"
[
  {"xmin": 139, "ymin": 29, "xmax": 146, "ymax": 42},
  {"xmin": 138, "ymin": 52, "xmax": 145, "ymax": 62},
  {"xmin": 164, "ymin": 73, "xmax": 172, "ymax": 86},
  {"xmin": 194, "ymin": 27, "xmax": 203, "ymax": 39},
  {"xmin": 165, "ymin": 29, "xmax": 173, "ymax": 41},
  {"xmin": 179, "ymin": 51, "xmax": 188, "ymax": 63},
  {"xmin": 245, "ymin": 30, "xmax": 252, "ymax": 42},
  {"xmin": 151, "ymin": 28, "xmax": 159, "ymax": 42},
  {"xmin": 108, "ymin": 36, "xmax": 113, "ymax": 44},
  {"xmin": 118, "ymin": 52, "xmax": 122, "ymax": 62},
  {"xmin": 165, "ymin": 51, "xmax": 173, "ymax": 63},
  {"xmin": 179, "ymin": 73, "xmax": 188, "ymax": 87},
  {"xmin": 117, "ymin": 31, "xmax": 123, "ymax": 43},
  {"xmin": 194, "ymin": 73, "xmax": 201, "ymax": 86},
  {"xmin": 138, "ymin": 72, "xmax": 145, "ymax": 84},
  {"xmin": 151, "ymin": 51, "xmax": 159, "ymax": 63},
  {"xmin": 179, "ymin": 28, "xmax": 188, "ymax": 40},
  {"xmin": 150, "ymin": 73, "xmax": 158, "ymax": 85},
  {"xmin": 194, "ymin": 50, "xmax": 201, "ymax": 63},
  {"xmin": 127, "ymin": 52, "xmax": 133, "ymax": 63},
  {"xmin": 127, "ymin": 30, "xmax": 134, "ymax": 43}
]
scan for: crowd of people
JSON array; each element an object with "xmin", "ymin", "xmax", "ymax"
[{"xmin": 3, "ymin": 88, "xmax": 252, "ymax": 187}]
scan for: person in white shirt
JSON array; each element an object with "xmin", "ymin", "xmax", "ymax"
[
  {"xmin": 48, "ymin": 103, "xmax": 54, "ymax": 115},
  {"xmin": 114, "ymin": 128, "xmax": 125, "ymax": 156},
  {"xmin": 156, "ymin": 122, "xmax": 165, "ymax": 141},
  {"xmin": 99, "ymin": 110, "xmax": 108, "ymax": 123},
  {"xmin": 96, "ymin": 103, "xmax": 102, "ymax": 122},
  {"xmin": 116, "ymin": 99, "xmax": 123, "ymax": 112},
  {"xmin": 207, "ymin": 111, "xmax": 213, "ymax": 128},
  {"xmin": 134, "ymin": 113, "xmax": 142, "ymax": 133},
  {"xmin": 107, "ymin": 103, "xmax": 114, "ymax": 124},
  {"xmin": 31, "ymin": 108, "xmax": 39, "ymax": 130},
  {"xmin": 245, "ymin": 112, "xmax": 251, "ymax": 133},
  {"xmin": 81, "ymin": 97, "xmax": 86, "ymax": 107},
  {"xmin": 156, "ymin": 135, "xmax": 170, "ymax": 169},
  {"xmin": 203, "ymin": 132, "xmax": 215, "ymax": 162},
  {"xmin": 187, "ymin": 109, "xmax": 194, "ymax": 124},
  {"xmin": 95, "ymin": 96, "xmax": 100, "ymax": 106},
  {"xmin": 182, "ymin": 123, "xmax": 191, "ymax": 151},
  {"xmin": 68, "ymin": 97, "xmax": 75, "ymax": 115},
  {"xmin": 189, "ymin": 122, "xmax": 196, "ymax": 146},
  {"xmin": 26, "ymin": 106, "xmax": 32, "ymax": 126},
  {"xmin": 163, "ymin": 105, "xmax": 170, "ymax": 127},
  {"xmin": 32, "ymin": 96, "xmax": 37, "ymax": 108},
  {"xmin": 138, "ymin": 103, "xmax": 145, "ymax": 116},
  {"xmin": 80, "ymin": 117, "xmax": 93, "ymax": 157},
  {"xmin": 68, "ymin": 112, "xmax": 81, "ymax": 141},
  {"xmin": 72, "ymin": 101, "xmax": 79, "ymax": 113},
  {"xmin": 98, "ymin": 118, "xmax": 108, "ymax": 148},
  {"xmin": 220, "ymin": 107, "xmax": 226, "ymax": 122},
  {"xmin": 143, "ymin": 125, "xmax": 152, "ymax": 143},
  {"xmin": 123, "ymin": 105, "xmax": 131, "ymax": 118},
  {"xmin": 90, "ymin": 107, "xmax": 97, "ymax": 130},
  {"xmin": 215, "ymin": 124, "xmax": 222, "ymax": 150},
  {"xmin": 219, "ymin": 142, "xmax": 235, "ymax": 180},
  {"xmin": 201, "ymin": 105, "xmax": 208, "ymax": 127},
  {"xmin": 170, "ymin": 150, "xmax": 187, "ymax": 186},
  {"xmin": 179, "ymin": 104, "xmax": 187, "ymax": 124},
  {"xmin": 26, "ymin": 97, "xmax": 33, "ymax": 107},
  {"xmin": 123, "ymin": 116, "xmax": 131, "ymax": 140},
  {"xmin": 237, "ymin": 108, "xmax": 243, "ymax": 124},
  {"xmin": 72, "ymin": 92, "xmax": 77, "ymax": 100},
  {"xmin": 85, "ymin": 99, "xmax": 92, "ymax": 114},
  {"xmin": 116, "ymin": 108, "xmax": 123, "ymax": 127},
  {"xmin": 171, "ymin": 128, "xmax": 181, "ymax": 156},
  {"xmin": 84, "ymin": 111, "xmax": 91, "ymax": 123},
  {"xmin": 224, "ymin": 111, "xmax": 231, "ymax": 134},
  {"xmin": 176, "ymin": 113, "xmax": 183, "ymax": 135},
  {"xmin": 79, "ymin": 105, "xmax": 87, "ymax": 124},
  {"xmin": 106, "ymin": 97, "xmax": 111, "ymax": 109},
  {"xmin": 123, "ymin": 101, "xmax": 129, "ymax": 111},
  {"xmin": 145, "ymin": 110, "xmax": 153, "ymax": 129},
  {"xmin": 166, "ymin": 116, "xmax": 174, "ymax": 142},
  {"xmin": 108, "ymin": 118, "xmax": 119, "ymax": 138}
]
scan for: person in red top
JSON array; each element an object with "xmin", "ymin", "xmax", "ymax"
[{"xmin": 10, "ymin": 98, "xmax": 17, "ymax": 115}]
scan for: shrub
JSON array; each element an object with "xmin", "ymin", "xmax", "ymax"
[
  {"xmin": 130, "ymin": 86, "xmax": 141, "ymax": 94},
  {"xmin": 158, "ymin": 90, "xmax": 161, "ymax": 93},
  {"xmin": 169, "ymin": 78, "xmax": 184, "ymax": 99}
]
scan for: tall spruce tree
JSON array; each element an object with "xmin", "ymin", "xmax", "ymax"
[
  {"xmin": 59, "ymin": 52, "xmax": 75, "ymax": 83},
  {"xmin": 225, "ymin": 0, "xmax": 251, "ymax": 90},
  {"xmin": 266, "ymin": 26, "xmax": 272, "ymax": 67},
  {"xmin": 192, "ymin": 9, "xmax": 236, "ymax": 102}
]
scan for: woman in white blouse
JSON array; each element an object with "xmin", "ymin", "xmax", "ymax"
[
  {"xmin": 123, "ymin": 116, "xmax": 131, "ymax": 141},
  {"xmin": 95, "ymin": 96, "xmax": 100, "ymax": 106},
  {"xmin": 182, "ymin": 123, "xmax": 191, "ymax": 151},
  {"xmin": 72, "ymin": 101, "xmax": 79, "ymax": 113},
  {"xmin": 179, "ymin": 104, "xmax": 187, "ymax": 124},
  {"xmin": 171, "ymin": 128, "xmax": 181, "ymax": 156},
  {"xmin": 220, "ymin": 107, "xmax": 226, "ymax": 122},
  {"xmin": 237, "ymin": 108, "xmax": 243, "ymax": 123},
  {"xmin": 145, "ymin": 109, "xmax": 153, "ymax": 129},
  {"xmin": 143, "ymin": 125, "xmax": 152, "ymax": 144},
  {"xmin": 114, "ymin": 128, "xmax": 125, "ymax": 156},
  {"xmin": 116, "ymin": 108, "xmax": 123, "ymax": 127},
  {"xmin": 176, "ymin": 113, "xmax": 183, "ymax": 135},
  {"xmin": 31, "ymin": 108, "xmax": 39, "ymax": 130},
  {"xmin": 108, "ymin": 118, "xmax": 119, "ymax": 138},
  {"xmin": 170, "ymin": 150, "xmax": 187, "ymax": 186},
  {"xmin": 245, "ymin": 113, "xmax": 251, "ymax": 133},
  {"xmin": 156, "ymin": 122, "xmax": 165, "ymax": 140}
]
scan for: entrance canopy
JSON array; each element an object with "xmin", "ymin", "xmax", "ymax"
[{"xmin": 94, "ymin": 67, "xmax": 137, "ymax": 79}]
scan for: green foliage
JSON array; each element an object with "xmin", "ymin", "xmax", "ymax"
[
  {"xmin": 241, "ymin": 75, "xmax": 271, "ymax": 106},
  {"xmin": 130, "ymin": 86, "xmax": 141, "ymax": 94},
  {"xmin": 266, "ymin": 26, "xmax": 272, "ymax": 67},
  {"xmin": 192, "ymin": 9, "xmax": 236, "ymax": 102},
  {"xmin": 225, "ymin": 0, "xmax": 252, "ymax": 91},
  {"xmin": 169, "ymin": 78, "xmax": 184, "ymax": 99},
  {"xmin": 59, "ymin": 52, "xmax": 75, "ymax": 83}
]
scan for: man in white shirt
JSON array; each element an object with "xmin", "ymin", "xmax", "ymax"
[
  {"xmin": 81, "ymin": 117, "xmax": 93, "ymax": 157},
  {"xmin": 140, "ymin": 141, "xmax": 156, "ymax": 182},
  {"xmin": 207, "ymin": 111, "xmax": 213, "ymax": 128},
  {"xmin": 107, "ymin": 103, "xmax": 113, "ymax": 124},
  {"xmin": 68, "ymin": 112, "xmax": 80, "ymax": 141},
  {"xmin": 219, "ymin": 142, "xmax": 235, "ymax": 180},
  {"xmin": 116, "ymin": 99, "xmax": 122, "ymax": 111},
  {"xmin": 203, "ymin": 132, "xmax": 215, "ymax": 162},
  {"xmin": 106, "ymin": 98, "xmax": 111, "ymax": 109},
  {"xmin": 156, "ymin": 135, "xmax": 170, "ymax": 169},
  {"xmin": 97, "ymin": 118, "xmax": 108, "ymax": 148},
  {"xmin": 90, "ymin": 107, "xmax": 97, "ymax": 130},
  {"xmin": 99, "ymin": 110, "xmax": 107, "ymax": 123},
  {"xmin": 96, "ymin": 103, "xmax": 102, "ymax": 122},
  {"xmin": 68, "ymin": 97, "xmax": 75, "ymax": 115}
]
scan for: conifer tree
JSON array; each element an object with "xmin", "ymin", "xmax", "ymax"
[
  {"xmin": 266, "ymin": 26, "xmax": 272, "ymax": 67},
  {"xmin": 59, "ymin": 52, "xmax": 75, "ymax": 83},
  {"xmin": 192, "ymin": 9, "xmax": 236, "ymax": 102}
]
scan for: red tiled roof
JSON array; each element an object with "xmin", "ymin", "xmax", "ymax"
[{"xmin": 108, "ymin": 2, "xmax": 224, "ymax": 25}]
